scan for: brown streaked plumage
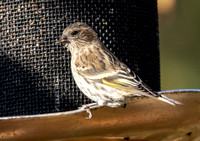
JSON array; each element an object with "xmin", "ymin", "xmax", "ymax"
[{"xmin": 57, "ymin": 22, "xmax": 182, "ymax": 119}]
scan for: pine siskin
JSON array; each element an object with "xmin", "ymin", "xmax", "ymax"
[{"xmin": 56, "ymin": 22, "xmax": 182, "ymax": 119}]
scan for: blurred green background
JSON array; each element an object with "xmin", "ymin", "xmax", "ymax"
[{"xmin": 158, "ymin": 0, "xmax": 200, "ymax": 90}]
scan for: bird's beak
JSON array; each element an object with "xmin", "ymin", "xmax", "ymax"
[{"xmin": 56, "ymin": 36, "xmax": 69, "ymax": 44}]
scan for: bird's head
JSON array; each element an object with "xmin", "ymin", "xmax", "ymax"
[{"xmin": 56, "ymin": 22, "xmax": 98, "ymax": 50}]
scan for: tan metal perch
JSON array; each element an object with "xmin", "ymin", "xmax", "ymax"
[{"xmin": 0, "ymin": 89, "xmax": 200, "ymax": 141}]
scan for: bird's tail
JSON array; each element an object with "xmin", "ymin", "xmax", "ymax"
[
  {"xmin": 157, "ymin": 94, "xmax": 182, "ymax": 106},
  {"xmin": 139, "ymin": 83, "xmax": 183, "ymax": 106}
]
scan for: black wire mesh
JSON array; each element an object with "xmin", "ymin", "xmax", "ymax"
[{"xmin": 0, "ymin": 0, "xmax": 160, "ymax": 116}]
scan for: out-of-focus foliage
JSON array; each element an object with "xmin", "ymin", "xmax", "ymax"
[{"xmin": 158, "ymin": 0, "xmax": 200, "ymax": 90}]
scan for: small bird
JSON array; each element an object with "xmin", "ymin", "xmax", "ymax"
[{"xmin": 56, "ymin": 22, "xmax": 182, "ymax": 119}]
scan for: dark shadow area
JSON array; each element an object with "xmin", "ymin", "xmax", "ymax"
[{"xmin": 0, "ymin": 54, "xmax": 56, "ymax": 116}]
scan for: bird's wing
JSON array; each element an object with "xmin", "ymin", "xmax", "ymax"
[
  {"xmin": 76, "ymin": 45, "xmax": 143, "ymax": 92},
  {"xmin": 101, "ymin": 70, "xmax": 142, "ymax": 92},
  {"xmin": 77, "ymin": 64, "xmax": 142, "ymax": 93}
]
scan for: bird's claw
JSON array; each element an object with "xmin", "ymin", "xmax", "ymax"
[
  {"xmin": 85, "ymin": 108, "xmax": 92, "ymax": 119},
  {"xmin": 79, "ymin": 103, "xmax": 98, "ymax": 119}
]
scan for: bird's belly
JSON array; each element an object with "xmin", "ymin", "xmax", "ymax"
[{"xmin": 72, "ymin": 72, "xmax": 133, "ymax": 107}]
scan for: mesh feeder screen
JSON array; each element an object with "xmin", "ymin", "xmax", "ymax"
[{"xmin": 0, "ymin": 0, "xmax": 160, "ymax": 116}]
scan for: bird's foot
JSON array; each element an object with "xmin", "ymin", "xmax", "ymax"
[
  {"xmin": 121, "ymin": 104, "xmax": 127, "ymax": 108},
  {"xmin": 79, "ymin": 103, "xmax": 98, "ymax": 119}
]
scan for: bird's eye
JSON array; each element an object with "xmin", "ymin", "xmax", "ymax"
[{"xmin": 71, "ymin": 30, "xmax": 79, "ymax": 36}]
